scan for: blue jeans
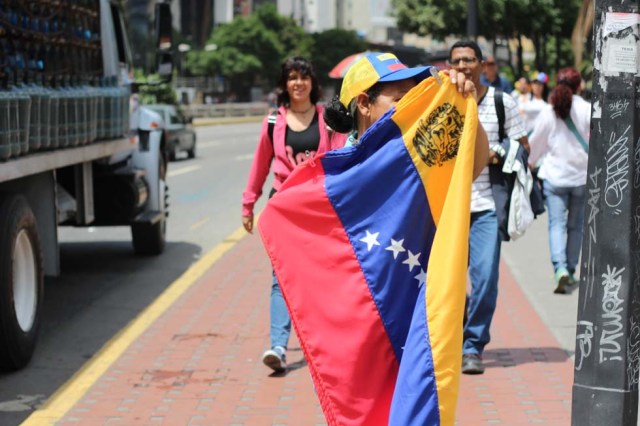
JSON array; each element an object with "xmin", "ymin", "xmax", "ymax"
[
  {"xmin": 543, "ymin": 181, "xmax": 586, "ymax": 275},
  {"xmin": 464, "ymin": 210, "xmax": 501, "ymax": 355},
  {"xmin": 270, "ymin": 272, "xmax": 291, "ymax": 349}
]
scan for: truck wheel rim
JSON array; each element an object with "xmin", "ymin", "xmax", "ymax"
[{"xmin": 13, "ymin": 230, "xmax": 37, "ymax": 332}]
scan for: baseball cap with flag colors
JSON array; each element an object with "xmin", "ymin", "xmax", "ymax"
[{"xmin": 339, "ymin": 52, "xmax": 433, "ymax": 109}]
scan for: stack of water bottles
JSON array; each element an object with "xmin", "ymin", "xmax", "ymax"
[{"xmin": 0, "ymin": 0, "xmax": 132, "ymax": 161}]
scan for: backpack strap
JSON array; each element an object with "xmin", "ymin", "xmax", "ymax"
[
  {"xmin": 494, "ymin": 88, "xmax": 506, "ymax": 142},
  {"xmin": 267, "ymin": 111, "xmax": 278, "ymax": 143}
]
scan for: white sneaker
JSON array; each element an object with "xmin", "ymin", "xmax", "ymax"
[{"xmin": 262, "ymin": 346, "xmax": 287, "ymax": 373}]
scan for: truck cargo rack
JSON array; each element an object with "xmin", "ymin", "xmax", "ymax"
[{"xmin": 0, "ymin": 138, "xmax": 136, "ymax": 183}]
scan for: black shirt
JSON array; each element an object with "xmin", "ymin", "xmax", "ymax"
[{"xmin": 285, "ymin": 112, "xmax": 320, "ymax": 166}]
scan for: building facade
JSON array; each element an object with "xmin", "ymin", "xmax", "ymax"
[{"xmin": 336, "ymin": 0, "xmax": 396, "ymax": 44}]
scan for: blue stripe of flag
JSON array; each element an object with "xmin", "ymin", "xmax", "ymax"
[{"xmin": 321, "ymin": 111, "xmax": 437, "ymax": 365}]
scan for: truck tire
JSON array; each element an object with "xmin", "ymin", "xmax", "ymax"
[
  {"xmin": 131, "ymin": 220, "xmax": 165, "ymax": 255},
  {"xmin": 0, "ymin": 194, "xmax": 44, "ymax": 372},
  {"xmin": 187, "ymin": 136, "xmax": 196, "ymax": 159},
  {"xmin": 132, "ymin": 156, "xmax": 167, "ymax": 255}
]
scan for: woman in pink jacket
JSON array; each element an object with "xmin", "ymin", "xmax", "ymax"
[{"xmin": 241, "ymin": 56, "xmax": 345, "ymax": 373}]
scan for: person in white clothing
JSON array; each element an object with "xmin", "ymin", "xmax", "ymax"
[
  {"xmin": 520, "ymin": 72, "xmax": 549, "ymax": 135},
  {"xmin": 528, "ymin": 67, "xmax": 590, "ymax": 294}
]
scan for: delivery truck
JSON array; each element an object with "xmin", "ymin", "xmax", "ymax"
[{"xmin": 0, "ymin": 0, "xmax": 174, "ymax": 371}]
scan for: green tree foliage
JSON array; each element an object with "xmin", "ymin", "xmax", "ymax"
[
  {"xmin": 392, "ymin": 0, "xmax": 467, "ymax": 39},
  {"xmin": 254, "ymin": 5, "xmax": 313, "ymax": 59},
  {"xmin": 134, "ymin": 70, "xmax": 178, "ymax": 105},
  {"xmin": 393, "ymin": 0, "xmax": 577, "ymax": 40},
  {"xmin": 185, "ymin": 4, "xmax": 312, "ymax": 99},
  {"xmin": 392, "ymin": 0, "xmax": 583, "ymax": 76},
  {"xmin": 310, "ymin": 29, "xmax": 368, "ymax": 87}
]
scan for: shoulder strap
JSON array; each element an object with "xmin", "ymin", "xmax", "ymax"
[
  {"xmin": 564, "ymin": 116, "xmax": 589, "ymax": 153},
  {"xmin": 267, "ymin": 111, "xmax": 278, "ymax": 143},
  {"xmin": 494, "ymin": 88, "xmax": 506, "ymax": 141}
]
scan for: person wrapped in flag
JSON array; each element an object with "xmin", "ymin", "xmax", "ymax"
[{"xmin": 259, "ymin": 52, "xmax": 488, "ymax": 425}]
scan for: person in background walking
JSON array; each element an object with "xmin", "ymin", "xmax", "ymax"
[
  {"xmin": 241, "ymin": 56, "xmax": 345, "ymax": 373},
  {"xmin": 449, "ymin": 40, "xmax": 528, "ymax": 375},
  {"xmin": 527, "ymin": 67, "xmax": 590, "ymax": 295},
  {"xmin": 520, "ymin": 71, "xmax": 549, "ymax": 135},
  {"xmin": 511, "ymin": 76, "xmax": 531, "ymax": 103},
  {"xmin": 480, "ymin": 55, "xmax": 513, "ymax": 94}
]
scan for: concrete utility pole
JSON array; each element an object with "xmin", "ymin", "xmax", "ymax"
[{"xmin": 572, "ymin": 1, "xmax": 640, "ymax": 425}]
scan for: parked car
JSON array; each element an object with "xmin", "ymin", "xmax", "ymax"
[{"xmin": 146, "ymin": 104, "xmax": 197, "ymax": 160}]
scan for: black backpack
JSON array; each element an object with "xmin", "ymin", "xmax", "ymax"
[{"xmin": 494, "ymin": 89, "xmax": 506, "ymax": 142}]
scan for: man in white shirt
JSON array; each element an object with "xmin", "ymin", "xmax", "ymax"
[{"xmin": 449, "ymin": 40, "xmax": 529, "ymax": 375}]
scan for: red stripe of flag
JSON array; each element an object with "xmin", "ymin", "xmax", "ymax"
[{"xmin": 259, "ymin": 161, "xmax": 398, "ymax": 425}]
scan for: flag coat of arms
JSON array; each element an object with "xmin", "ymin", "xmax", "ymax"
[{"xmin": 258, "ymin": 74, "xmax": 477, "ymax": 425}]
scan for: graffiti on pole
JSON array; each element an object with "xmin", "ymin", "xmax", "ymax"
[
  {"xmin": 584, "ymin": 167, "xmax": 602, "ymax": 309},
  {"xmin": 627, "ymin": 253, "xmax": 640, "ymax": 387},
  {"xmin": 576, "ymin": 321, "xmax": 594, "ymax": 371},
  {"xmin": 599, "ymin": 264, "xmax": 625, "ymax": 363},
  {"xmin": 604, "ymin": 125, "xmax": 630, "ymax": 212}
]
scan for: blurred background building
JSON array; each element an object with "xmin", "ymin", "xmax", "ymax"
[
  {"xmin": 125, "ymin": 0, "xmax": 442, "ymax": 104},
  {"xmin": 127, "ymin": 0, "xmax": 402, "ymax": 54}
]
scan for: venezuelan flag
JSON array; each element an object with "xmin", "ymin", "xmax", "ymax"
[{"xmin": 258, "ymin": 73, "xmax": 476, "ymax": 425}]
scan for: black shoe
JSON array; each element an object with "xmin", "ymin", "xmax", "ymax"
[{"xmin": 462, "ymin": 353, "xmax": 485, "ymax": 375}]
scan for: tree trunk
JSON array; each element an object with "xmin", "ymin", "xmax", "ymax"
[
  {"xmin": 517, "ymin": 34, "xmax": 524, "ymax": 77},
  {"xmin": 507, "ymin": 38, "xmax": 514, "ymax": 76},
  {"xmin": 556, "ymin": 34, "xmax": 561, "ymax": 73},
  {"xmin": 542, "ymin": 32, "xmax": 548, "ymax": 72},
  {"xmin": 571, "ymin": 0, "xmax": 595, "ymax": 68},
  {"xmin": 533, "ymin": 32, "xmax": 541, "ymax": 72}
]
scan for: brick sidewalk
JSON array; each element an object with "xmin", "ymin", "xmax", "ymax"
[
  {"xmin": 46, "ymin": 233, "xmax": 572, "ymax": 425},
  {"xmin": 455, "ymin": 262, "xmax": 573, "ymax": 425}
]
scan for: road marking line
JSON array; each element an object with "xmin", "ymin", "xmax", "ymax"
[
  {"xmin": 235, "ymin": 154, "xmax": 254, "ymax": 161},
  {"xmin": 190, "ymin": 217, "xmax": 210, "ymax": 230},
  {"xmin": 167, "ymin": 165, "xmax": 201, "ymax": 177},
  {"xmin": 21, "ymin": 225, "xmax": 249, "ymax": 425}
]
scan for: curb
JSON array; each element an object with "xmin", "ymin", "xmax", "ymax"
[{"xmin": 192, "ymin": 116, "xmax": 264, "ymax": 127}]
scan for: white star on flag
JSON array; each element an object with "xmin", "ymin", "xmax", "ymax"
[
  {"xmin": 403, "ymin": 250, "xmax": 421, "ymax": 272},
  {"xmin": 360, "ymin": 230, "xmax": 380, "ymax": 251},
  {"xmin": 414, "ymin": 268, "xmax": 426, "ymax": 287},
  {"xmin": 385, "ymin": 238, "xmax": 406, "ymax": 259}
]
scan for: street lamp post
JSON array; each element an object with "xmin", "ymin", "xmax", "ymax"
[{"xmin": 571, "ymin": 1, "xmax": 640, "ymax": 425}]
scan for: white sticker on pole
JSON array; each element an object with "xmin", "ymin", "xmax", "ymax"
[
  {"xmin": 606, "ymin": 39, "xmax": 638, "ymax": 74},
  {"xmin": 602, "ymin": 12, "xmax": 640, "ymax": 76},
  {"xmin": 604, "ymin": 12, "xmax": 640, "ymax": 37}
]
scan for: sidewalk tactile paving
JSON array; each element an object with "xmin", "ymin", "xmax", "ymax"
[{"xmin": 51, "ymin": 234, "xmax": 574, "ymax": 425}]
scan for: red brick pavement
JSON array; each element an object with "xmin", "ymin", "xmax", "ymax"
[
  {"xmin": 455, "ymin": 262, "xmax": 573, "ymax": 425},
  {"xmin": 44, "ymin": 233, "xmax": 573, "ymax": 425}
]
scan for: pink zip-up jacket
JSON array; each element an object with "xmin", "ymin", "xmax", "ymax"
[{"xmin": 242, "ymin": 104, "xmax": 346, "ymax": 217}]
